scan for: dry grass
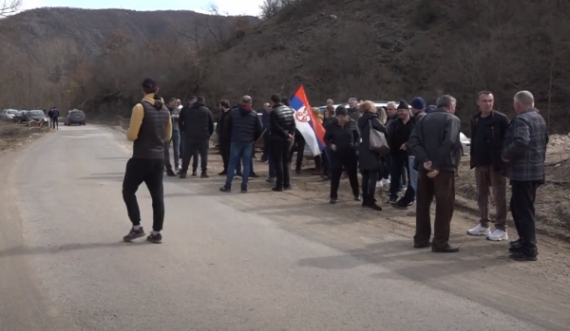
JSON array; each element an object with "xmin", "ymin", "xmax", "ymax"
[
  {"xmin": 0, "ymin": 121, "xmax": 48, "ymax": 152},
  {"xmin": 455, "ymin": 134, "xmax": 570, "ymax": 240}
]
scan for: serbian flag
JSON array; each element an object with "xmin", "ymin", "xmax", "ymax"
[{"xmin": 289, "ymin": 85, "xmax": 326, "ymax": 156}]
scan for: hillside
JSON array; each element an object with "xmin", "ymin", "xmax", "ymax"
[
  {"xmin": 0, "ymin": 7, "xmax": 258, "ymax": 116},
  {"xmin": 2, "ymin": 1, "xmax": 570, "ymax": 132},
  {"xmin": 210, "ymin": 0, "xmax": 570, "ymax": 131}
]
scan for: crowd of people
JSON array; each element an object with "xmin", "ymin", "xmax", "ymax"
[{"xmin": 120, "ymin": 78, "xmax": 549, "ymax": 263}]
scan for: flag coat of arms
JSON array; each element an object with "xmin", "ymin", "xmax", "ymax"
[{"xmin": 289, "ymin": 85, "xmax": 326, "ymax": 156}]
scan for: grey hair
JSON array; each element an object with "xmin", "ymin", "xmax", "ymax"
[
  {"xmin": 327, "ymin": 98, "xmax": 334, "ymax": 103},
  {"xmin": 436, "ymin": 95, "xmax": 457, "ymax": 108},
  {"xmin": 386, "ymin": 101, "xmax": 397, "ymax": 109},
  {"xmin": 514, "ymin": 91, "xmax": 534, "ymax": 107},
  {"xmin": 348, "ymin": 97, "xmax": 357, "ymax": 103},
  {"xmin": 242, "ymin": 95, "xmax": 252, "ymax": 103}
]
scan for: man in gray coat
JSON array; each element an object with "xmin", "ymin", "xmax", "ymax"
[
  {"xmin": 408, "ymin": 95, "xmax": 462, "ymax": 253},
  {"xmin": 502, "ymin": 91, "xmax": 548, "ymax": 262}
]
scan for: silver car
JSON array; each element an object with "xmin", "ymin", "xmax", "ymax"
[{"xmin": 1, "ymin": 109, "xmax": 19, "ymax": 121}]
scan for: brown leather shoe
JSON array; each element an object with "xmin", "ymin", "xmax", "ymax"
[{"xmin": 432, "ymin": 244, "xmax": 459, "ymax": 253}]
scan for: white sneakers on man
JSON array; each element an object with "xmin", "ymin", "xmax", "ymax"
[
  {"xmin": 467, "ymin": 224, "xmax": 491, "ymax": 236},
  {"xmin": 467, "ymin": 224, "xmax": 509, "ymax": 241},
  {"xmin": 487, "ymin": 229, "xmax": 509, "ymax": 241}
]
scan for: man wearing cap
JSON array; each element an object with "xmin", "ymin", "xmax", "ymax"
[
  {"xmin": 122, "ymin": 78, "xmax": 172, "ymax": 244},
  {"xmin": 401, "ymin": 97, "xmax": 427, "ymax": 207},
  {"xmin": 387, "ymin": 100, "xmax": 415, "ymax": 205}
]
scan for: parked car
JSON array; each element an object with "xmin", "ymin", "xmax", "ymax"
[
  {"xmin": 1, "ymin": 109, "xmax": 19, "ymax": 121},
  {"xmin": 64, "ymin": 109, "xmax": 86, "ymax": 125},
  {"xmin": 459, "ymin": 132, "xmax": 471, "ymax": 156},
  {"xmin": 13, "ymin": 110, "xmax": 30, "ymax": 123},
  {"xmin": 26, "ymin": 110, "xmax": 49, "ymax": 125}
]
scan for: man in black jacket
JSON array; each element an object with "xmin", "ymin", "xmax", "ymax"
[
  {"xmin": 179, "ymin": 96, "xmax": 214, "ymax": 178},
  {"xmin": 217, "ymin": 99, "xmax": 232, "ymax": 175},
  {"xmin": 269, "ymin": 94, "xmax": 296, "ymax": 191},
  {"xmin": 324, "ymin": 106, "xmax": 360, "ymax": 204},
  {"xmin": 387, "ymin": 100, "xmax": 415, "ymax": 205},
  {"xmin": 466, "ymin": 91, "xmax": 510, "ymax": 241},
  {"xmin": 179, "ymin": 96, "xmax": 196, "ymax": 167},
  {"xmin": 220, "ymin": 95, "xmax": 262, "ymax": 193}
]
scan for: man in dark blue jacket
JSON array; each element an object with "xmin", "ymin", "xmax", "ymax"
[{"xmin": 220, "ymin": 95, "xmax": 262, "ymax": 193}]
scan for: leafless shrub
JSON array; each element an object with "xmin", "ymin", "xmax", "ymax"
[
  {"xmin": 0, "ymin": 0, "xmax": 21, "ymax": 17},
  {"xmin": 259, "ymin": 0, "xmax": 299, "ymax": 20}
]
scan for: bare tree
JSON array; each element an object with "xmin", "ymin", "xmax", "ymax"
[
  {"xmin": 0, "ymin": 0, "xmax": 21, "ymax": 17},
  {"xmin": 259, "ymin": 0, "xmax": 299, "ymax": 20}
]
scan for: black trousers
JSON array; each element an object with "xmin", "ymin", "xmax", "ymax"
[
  {"xmin": 122, "ymin": 158, "xmax": 165, "ymax": 232},
  {"xmin": 270, "ymin": 139, "xmax": 293, "ymax": 189},
  {"xmin": 361, "ymin": 170, "xmax": 379, "ymax": 201},
  {"xmin": 51, "ymin": 117, "xmax": 58, "ymax": 129},
  {"xmin": 330, "ymin": 150, "xmax": 359, "ymax": 199},
  {"xmin": 219, "ymin": 139, "xmax": 231, "ymax": 172},
  {"xmin": 182, "ymin": 139, "xmax": 209, "ymax": 173},
  {"xmin": 510, "ymin": 180, "xmax": 541, "ymax": 251}
]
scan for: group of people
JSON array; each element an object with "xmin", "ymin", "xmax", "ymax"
[
  {"xmin": 47, "ymin": 107, "xmax": 60, "ymax": 129},
  {"xmin": 120, "ymin": 77, "xmax": 548, "ymax": 263}
]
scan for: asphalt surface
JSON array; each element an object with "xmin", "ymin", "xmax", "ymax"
[{"xmin": 0, "ymin": 125, "xmax": 568, "ymax": 331}]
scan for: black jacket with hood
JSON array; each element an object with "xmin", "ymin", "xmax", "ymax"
[{"xmin": 179, "ymin": 102, "xmax": 214, "ymax": 141}]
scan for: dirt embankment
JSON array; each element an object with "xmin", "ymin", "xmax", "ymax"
[
  {"xmin": 452, "ymin": 134, "xmax": 570, "ymax": 241},
  {"xmin": 0, "ymin": 122, "xmax": 50, "ymax": 153}
]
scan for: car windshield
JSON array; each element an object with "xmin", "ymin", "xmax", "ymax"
[
  {"xmin": 6, "ymin": 109, "xmax": 18, "ymax": 114},
  {"xmin": 71, "ymin": 110, "xmax": 84, "ymax": 115},
  {"xmin": 30, "ymin": 110, "xmax": 44, "ymax": 116}
]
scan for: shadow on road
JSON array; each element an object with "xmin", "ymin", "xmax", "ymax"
[
  {"xmin": 297, "ymin": 238, "xmax": 508, "ymax": 281},
  {"xmin": 0, "ymin": 241, "xmax": 149, "ymax": 259}
]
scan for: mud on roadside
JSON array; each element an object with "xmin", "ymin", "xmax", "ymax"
[{"xmin": 0, "ymin": 122, "xmax": 50, "ymax": 153}]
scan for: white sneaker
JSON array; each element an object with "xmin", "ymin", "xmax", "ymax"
[
  {"xmin": 382, "ymin": 178, "xmax": 390, "ymax": 185},
  {"xmin": 376, "ymin": 181, "xmax": 383, "ymax": 188},
  {"xmin": 467, "ymin": 224, "xmax": 491, "ymax": 236},
  {"xmin": 487, "ymin": 229, "xmax": 509, "ymax": 241}
]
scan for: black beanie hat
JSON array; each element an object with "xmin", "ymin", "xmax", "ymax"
[
  {"xmin": 397, "ymin": 100, "xmax": 410, "ymax": 110},
  {"xmin": 335, "ymin": 105, "xmax": 347, "ymax": 116}
]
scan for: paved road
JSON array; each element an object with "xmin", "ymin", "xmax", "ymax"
[{"xmin": 0, "ymin": 125, "xmax": 568, "ymax": 331}]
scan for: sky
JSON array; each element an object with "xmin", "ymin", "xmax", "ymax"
[{"xmin": 20, "ymin": 0, "xmax": 264, "ymax": 16}]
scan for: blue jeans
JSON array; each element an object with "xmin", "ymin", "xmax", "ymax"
[
  {"xmin": 409, "ymin": 155, "xmax": 418, "ymax": 200},
  {"xmin": 226, "ymin": 142, "xmax": 253, "ymax": 188}
]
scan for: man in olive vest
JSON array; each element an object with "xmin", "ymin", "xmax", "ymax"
[{"xmin": 122, "ymin": 78, "xmax": 172, "ymax": 244}]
